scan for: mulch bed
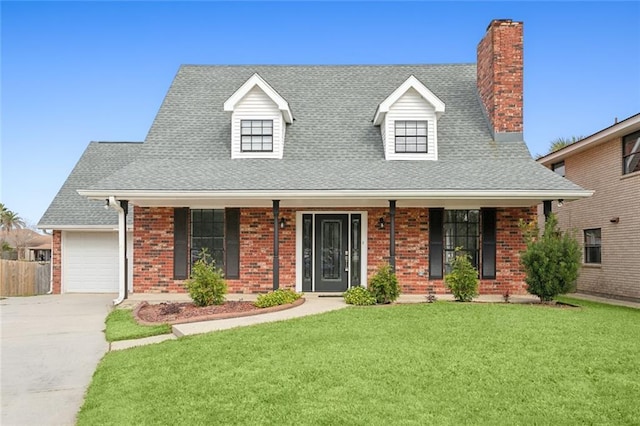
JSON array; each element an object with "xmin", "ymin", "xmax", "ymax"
[{"xmin": 134, "ymin": 298, "xmax": 305, "ymax": 326}]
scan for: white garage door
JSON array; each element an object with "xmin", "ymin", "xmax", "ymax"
[{"xmin": 63, "ymin": 232, "xmax": 119, "ymax": 293}]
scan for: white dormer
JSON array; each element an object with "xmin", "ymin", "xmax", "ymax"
[
  {"xmin": 373, "ymin": 75, "xmax": 445, "ymax": 161},
  {"xmin": 224, "ymin": 73, "xmax": 292, "ymax": 159}
]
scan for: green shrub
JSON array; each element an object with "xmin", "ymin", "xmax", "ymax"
[
  {"xmin": 444, "ymin": 249, "xmax": 479, "ymax": 302},
  {"xmin": 368, "ymin": 263, "xmax": 400, "ymax": 304},
  {"xmin": 184, "ymin": 249, "xmax": 227, "ymax": 307},
  {"xmin": 520, "ymin": 213, "xmax": 580, "ymax": 302},
  {"xmin": 343, "ymin": 286, "xmax": 376, "ymax": 306},
  {"xmin": 254, "ymin": 289, "xmax": 302, "ymax": 308}
]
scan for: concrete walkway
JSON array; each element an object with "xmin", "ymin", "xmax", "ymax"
[
  {"xmin": 566, "ymin": 292, "xmax": 640, "ymax": 309},
  {"xmin": 111, "ymin": 294, "xmax": 348, "ymax": 350},
  {"xmin": 1, "ymin": 294, "xmax": 115, "ymax": 426}
]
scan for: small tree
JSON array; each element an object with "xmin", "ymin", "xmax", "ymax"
[
  {"xmin": 444, "ymin": 249, "xmax": 479, "ymax": 302},
  {"xmin": 368, "ymin": 263, "xmax": 400, "ymax": 304},
  {"xmin": 520, "ymin": 214, "xmax": 580, "ymax": 302},
  {"xmin": 184, "ymin": 249, "xmax": 227, "ymax": 306}
]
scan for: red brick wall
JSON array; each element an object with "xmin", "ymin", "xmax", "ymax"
[
  {"xmin": 51, "ymin": 230, "xmax": 62, "ymax": 294},
  {"xmin": 133, "ymin": 207, "xmax": 184, "ymax": 293},
  {"xmin": 230, "ymin": 208, "xmax": 296, "ymax": 293},
  {"xmin": 373, "ymin": 207, "xmax": 533, "ymax": 295},
  {"xmin": 477, "ymin": 19, "xmax": 523, "ymax": 134},
  {"xmin": 131, "ymin": 206, "xmax": 533, "ymax": 295}
]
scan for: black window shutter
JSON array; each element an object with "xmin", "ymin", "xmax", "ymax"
[
  {"xmin": 481, "ymin": 208, "xmax": 497, "ymax": 279},
  {"xmin": 429, "ymin": 208, "xmax": 444, "ymax": 279},
  {"xmin": 225, "ymin": 208, "xmax": 240, "ymax": 279},
  {"xmin": 173, "ymin": 208, "xmax": 189, "ymax": 280}
]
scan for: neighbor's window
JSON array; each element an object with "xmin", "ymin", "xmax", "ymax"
[
  {"xmin": 444, "ymin": 210, "xmax": 479, "ymax": 273},
  {"xmin": 395, "ymin": 121, "xmax": 427, "ymax": 153},
  {"xmin": 623, "ymin": 130, "xmax": 640, "ymax": 174},
  {"xmin": 241, "ymin": 120, "xmax": 273, "ymax": 152},
  {"xmin": 584, "ymin": 228, "xmax": 601, "ymax": 264},
  {"xmin": 191, "ymin": 209, "xmax": 225, "ymax": 267},
  {"xmin": 552, "ymin": 161, "xmax": 565, "ymax": 177}
]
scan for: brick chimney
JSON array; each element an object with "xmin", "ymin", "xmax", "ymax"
[{"xmin": 477, "ymin": 19, "xmax": 523, "ymax": 140}]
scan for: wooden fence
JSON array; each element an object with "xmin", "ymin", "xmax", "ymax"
[{"xmin": 0, "ymin": 260, "xmax": 50, "ymax": 297}]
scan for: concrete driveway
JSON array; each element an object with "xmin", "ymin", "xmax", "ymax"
[{"xmin": 1, "ymin": 294, "xmax": 114, "ymax": 426}]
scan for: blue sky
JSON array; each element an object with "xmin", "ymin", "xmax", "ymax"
[{"xmin": 2, "ymin": 1, "xmax": 639, "ymax": 226}]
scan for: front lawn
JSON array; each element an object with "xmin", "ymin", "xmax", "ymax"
[
  {"xmin": 104, "ymin": 309, "xmax": 171, "ymax": 342},
  {"xmin": 80, "ymin": 298, "xmax": 640, "ymax": 425}
]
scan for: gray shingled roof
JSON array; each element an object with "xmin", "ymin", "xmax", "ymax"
[
  {"xmin": 38, "ymin": 142, "xmax": 141, "ymax": 228},
  {"xmin": 86, "ymin": 65, "xmax": 582, "ymax": 193}
]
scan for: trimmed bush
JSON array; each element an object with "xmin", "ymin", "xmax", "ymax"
[
  {"xmin": 184, "ymin": 249, "xmax": 227, "ymax": 307},
  {"xmin": 254, "ymin": 289, "xmax": 302, "ymax": 308},
  {"xmin": 343, "ymin": 286, "xmax": 376, "ymax": 306},
  {"xmin": 444, "ymin": 250, "xmax": 479, "ymax": 302},
  {"xmin": 368, "ymin": 263, "xmax": 400, "ymax": 304},
  {"xmin": 520, "ymin": 213, "xmax": 580, "ymax": 302}
]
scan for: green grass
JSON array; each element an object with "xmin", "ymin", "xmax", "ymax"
[
  {"xmin": 104, "ymin": 308, "xmax": 172, "ymax": 342},
  {"xmin": 81, "ymin": 298, "xmax": 640, "ymax": 425}
]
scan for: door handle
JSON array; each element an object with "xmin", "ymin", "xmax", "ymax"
[{"xmin": 345, "ymin": 250, "xmax": 349, "ymax": 272}]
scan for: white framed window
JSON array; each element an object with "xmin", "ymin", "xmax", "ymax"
[
  {"xmin": 395, "ymin": 121, "xmax": 428, "ymax": 153},
  {"xmin": 241, "ymin": 120, "xmax": 273, "ymax": 152},
  {"xmin": 584, "ymin": 228, "xmax": 601, "ymax": 264}
]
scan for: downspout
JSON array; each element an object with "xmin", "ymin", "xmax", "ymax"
[
  {"xmin": 109, "ymin": 196, "xmax": 128, "ymax": 305},
  {"xmin": 47, "ymin": 230, "xmax": 54, "ymax": 294}
]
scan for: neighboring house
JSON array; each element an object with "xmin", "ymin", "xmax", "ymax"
[
  {"xmin": 0, "ymin": 229, "xmax": 51, "ymax": 261},
  {"xmin": 537, "ymin": 113, "xmax": 640, "ymax": 302},
  {"xmin": 39, "ymin": 20, "xmax": 590, "ymax": 299}
]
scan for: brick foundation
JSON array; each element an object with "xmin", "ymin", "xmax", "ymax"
[{"xmin": 129, "ymin": 206, "xmax": 534, "ymax": 295}]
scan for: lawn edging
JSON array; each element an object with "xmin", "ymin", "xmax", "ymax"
[{"xmin": 133, "ymin": 297, "xmax": 306, "ymax": 326}]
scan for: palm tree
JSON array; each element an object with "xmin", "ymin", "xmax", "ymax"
[
  {"xmin": 548, "ymin": 136, "xmax": 585, "ymax": 154},
  {"xmin": 0, "ymin": 205, "xmax": 25, "ymax": 231},
  {"xmin": 0, "ymin": 205, "xmax": 26, "ymax": 259}
]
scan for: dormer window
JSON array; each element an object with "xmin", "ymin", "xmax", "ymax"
[
  {"xmin": 241, "ymin": 120, "xmax": 273, "ymax": 152},
  {"xmin": 224, "ymin": 73, "xmax": 292, "ymax": 159},
  {"xmin": 395, "ymin": 121, "xmax": 427, "ymax": 153},
  {"xmin": 373, "ymin": 75, "xmax": 445, "ymax": 161}
]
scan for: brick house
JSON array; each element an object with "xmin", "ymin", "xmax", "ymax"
[
  {"xmin": 39, "ymin": 20, "xmax": 590, "ymax": 302},
  {"xmin": 537, "ymin": 113, "xmax": 640, "ymax": 302}
]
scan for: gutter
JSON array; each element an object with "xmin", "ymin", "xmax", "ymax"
[{"xmin": 78, "ymin": 189, "xmax": 594, "ymax": 202}]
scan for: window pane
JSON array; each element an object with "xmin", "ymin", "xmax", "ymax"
[
  {"xmin": 623, "ymin": 131, "xmax": 640, "ymax": 155},
  {"xmin": 191, "ymin": 209, "xmax": 225, "ymax": 268},
  {"xmin": 443, "ymin": 210, "xmax": 480, "ymax": 270},
  {"xmin": 584, "ymin": 229, "xmax": 601, "ymax": 264}
]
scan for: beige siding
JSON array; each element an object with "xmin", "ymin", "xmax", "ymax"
[
  {"xmin": 550, "ymin": 137, "xmax": 640, "ymax": 301},
  {"xmin": 231, "ymin": 87, "xmax": 284, "ymax": 159},
  {"xmin": 383, "ymin": 88, "xmax": 438, "ymax": 161}
]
